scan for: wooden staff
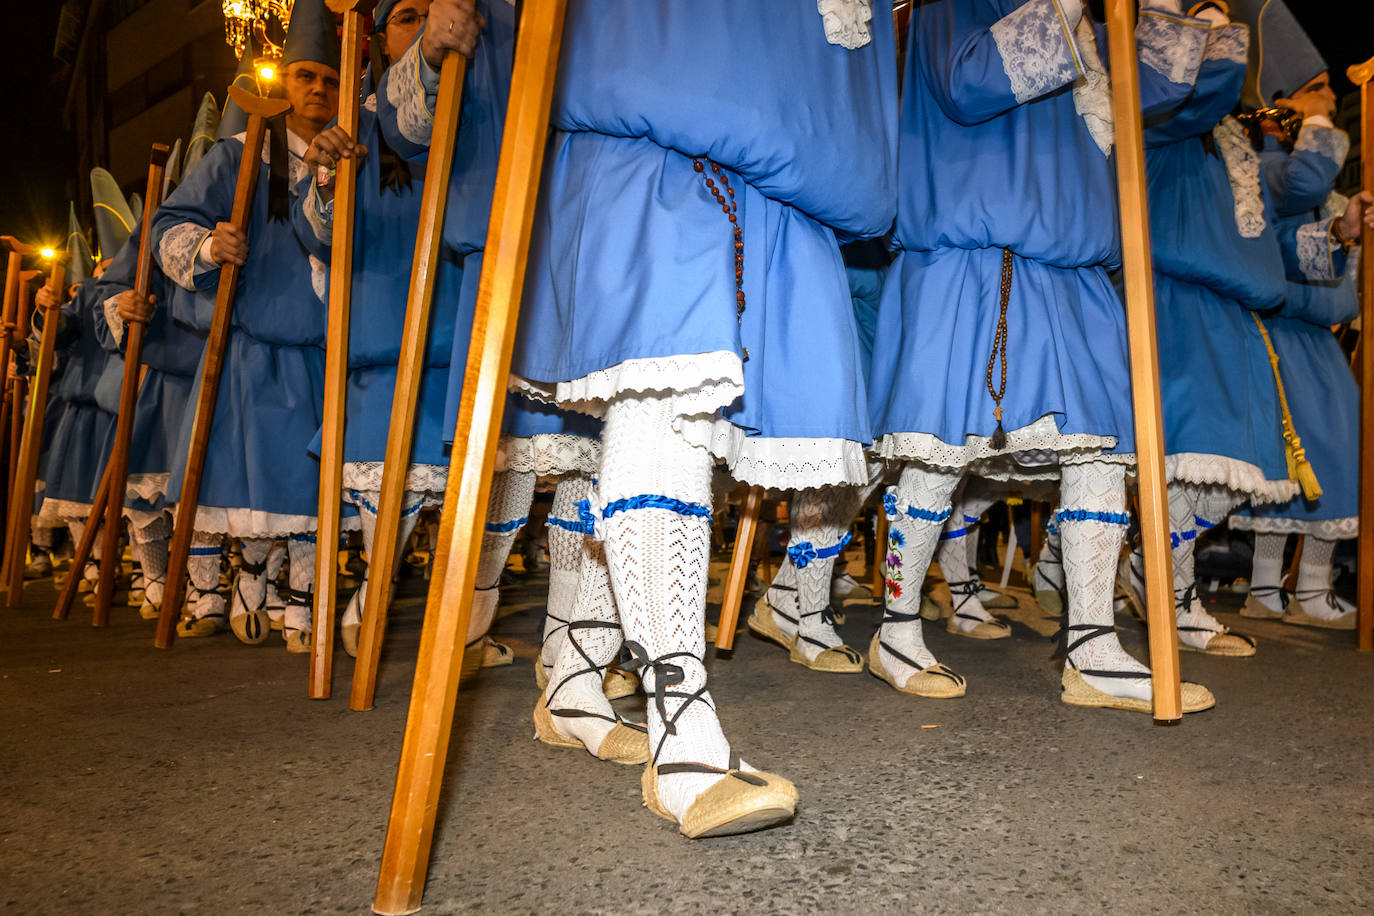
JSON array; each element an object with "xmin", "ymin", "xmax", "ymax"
[
  {"xmin": 372, "ymin": 2, "xmax": 566, "ymax": 910},
  {"xmin": 4, "ymin": 252, "xmax": 71, "ymax": 605},
  {"xmin": 0, "ymin": 238, "xmax": 31, "ymax": 558},
  {"xmin": 154, "ymin": 88, "xmax": 292, "ymax": 648},
  {"xmin": 713, "ymin": 485, "xmax": 763, "ymax": 651},
  {"xmin": 310, "ymin": 0, "xmax": 376, "ymax": 699},
  {"xmin": 1351, "ymin": 54, "xmax": 1374, "ymax": 653},
  {"xmin": 90, "ymin": 143, "xmax": 172, "ymax": 627},
  {"xmin": 1105, "ymin": 0, "xmax": 1181, "ymax": 722},
  {"xmin": 348, "ymin": 48, "xmax": 469, "ymax": 712},
  {"xmin": 5, "ymin": 275, "xmax": 33, "ymax": 525}
]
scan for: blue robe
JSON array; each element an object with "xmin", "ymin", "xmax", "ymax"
[
  {"xmin": 36, "ymin": 280, "xmax": 121, "ymax": 509},
  {"xmin": 90, "ymin": 229, "xmax": 206, "ymax": 510},
  {"xmin": 153, "ymin": 131, "xmax": 326, "ymax": 529},
  {"xmin": 869, "ymin": 0, "xmax": 1209, "ymax": 458},
  {"xmin": 1145, "ymin": 29, "xmax": 1343, "ymax": 501},
  {"xmin": 506, "ymin": 1, "xmax": 896, "ymax": 464},
  {"xmin": 1236, "ymin": 127, "xmax": 1357, "ymax": 529}
]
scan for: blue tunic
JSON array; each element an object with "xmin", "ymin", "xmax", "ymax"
[
  {"xmin": 508, "ymin": 2, "xmax": 896, "ymax": 466},
  {"xmin": 36, "ymin": 280, "xmax": 120, "ymax": 508},
  {"xmin": 154, "ymin": 132, "xmax": 326, "ymax": 529},
  {"xmin": 90, "ymin": 229, "xmax": 206, "ymax": 509},
  {"xmin": 1236, "ymin": 128, "xmax": 1357, "ymax": 529},
  {"xmin": 1145, "ymin": 30, "xmax": 1332, "ymax": 501},
  {"xmin": 292, "ymin": 103, "xmax": 462, "ymax": 474},
  {"xmin": 869, "ymin": 0, "xmax": 1209, "ymax": 458}
]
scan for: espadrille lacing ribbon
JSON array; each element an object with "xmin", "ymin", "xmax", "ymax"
[
  {"xmin": 877, "ymin": 609, "xmax": 966, "ymax": 686},
  {"xmin": 658, "ymin": 753, "xmax": 767, "ymax": 788},
  {"xmin": 621, "ymin": 641, "xmax": 714, "ymax": 762},
  {"xmin": 1248, "ymin": 584, "xmax": 1290, "ymax": 611},
  {"xmin": 1294, "ymin": 589, "xmax": 1347, "ymax": 616},
  {"xmin": 1054, "ymin": 624, "xmax": 1151, "ymax": 679},
  {"xmin": 234, "ymin": 558, "xmax": 269, "ymax": 610},
  {"xmin": 548, "ymin": 620, "xmax": 620, "ymax": 709},
  {"xmin": 947, "ymin": 579, "xmax": 1009, "ymax": 630},
  {"xmin": 1173, "ymin": 585, "xmax": 1254, "ymax": 646}
]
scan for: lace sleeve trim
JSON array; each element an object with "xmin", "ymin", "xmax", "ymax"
[
  {"xmin": 1137, "ymin": 10, "xmax": 1209, "ymax": 86},
  {"xmin": 303, "ymin": 179, "xmax": 333, "ymax": 244},
  {"xmin": 1295, "ymin": 218, "xmax": 1338, "ymax": 282},
  {"xmin": 1293, "ymin": 125, "xmax": 1350, "ymax": 167},
  {"xmin": 1212, "ymin": 116, "xmax": 1266, "ymax": 239},
  {"xmin": 990, "ymin": 0, "xmax": 1084, "ymax": 105},
  {"xmin": 159, "ymin": 222, "xmax": 214, "ymax": 290},
  {"xmin": 1202, "ymin": 23, "xmax": 1248, "ymax": 64},
  {"xmin": 102, "ymin": 294, "xmax": 125, "ymax": 347},
  {"xmin": 817, "ymin": 0, "xmax": 873, "ymax": 50},
  {"xmin": 386, "ymin": 41, "xmax": 437, "ymax": 147}
]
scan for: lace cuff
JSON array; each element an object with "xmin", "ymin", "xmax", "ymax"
[
  {"xmin": 102, "ymin": 294, "xmax": 125, "ymax": 347},
  {"xmin": 990, "ymin": 0, "xmax": 1084, "ymax": 104},
  {"xmin": 1293, "ymin": 124, "xmax": 1350, "ymax": 167},
  {"xmin": 160, "ymin": 222, "xmax": 215, "ymax": 290},
  {"xmin": 303, "ymin": 179, "xmax": 333, "ymax": 244},
  {"xmin": 1295, "ymin": 218, "xmax": 1341, "ymax": 282},
  {"xmin": 1213, "ymin": 116, "xmax": 1265, "ymax": 238},
  {"xmin": 817, "ymin": 0, "xmax": 873, "ymax": 49},
  {"xmin": 1137, "ymin": 8, "xmax": 1209, "ymax": 87},
  {"xmin": 1202, "ymin": 22, "xmax": 1248, "ymax": 64},
  {"xmin": 386, "ymin": 41, "xmax": 438, "ymax": 147}
]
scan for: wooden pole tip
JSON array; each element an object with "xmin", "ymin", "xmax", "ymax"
[
  {"xmin": 226, "ymin": 85, "xmax": 293, "ymax": 120},
  {"xmin": 1348, "ymin": 55, "xmax": 1374, "ymax": 87}
]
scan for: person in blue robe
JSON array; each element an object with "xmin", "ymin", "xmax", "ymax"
[
  {"xmin": 152, "ymin": 0, "xmax": 341, "ymax": 653},
  {"xmin": 1221, "ymin": 26, "xmax": 1363, "ymax": 630},
  {"xmin": 1120, "ymin": 1, "xmax": 1368, "ymax": 660},
  {"xmin": 367, "ymin": 2, "xmax": 617, "ymax": 691},
  {"xmin": 867, "ymin": 0, "xmax": 1217, "ymax": 715},
  {"xmin": 422, "ymin": 0, "xmax": 900, "ymax": 835}
]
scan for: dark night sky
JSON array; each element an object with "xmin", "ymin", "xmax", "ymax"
[{"xmin": 0, "ymin": 1, "xmax": 1367, "ymax": 251}]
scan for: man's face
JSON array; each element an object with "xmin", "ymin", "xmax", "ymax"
[
  {"xmin": 381, "ymin": 0, "xmax": 431, "ymax": 62},
  {"xmin": 1292, "ymin": 72, "xmax": 1336, "ymax": 112},
  {"xmin": 283, "ymin": 61, "xmax": 341, "ymax": 130}
]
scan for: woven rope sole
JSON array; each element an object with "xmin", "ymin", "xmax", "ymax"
[
  {"xmin": 1060, "ymin": 666, "xmax": 1216, "ymax": 714},
  {"xmin": 1179, "ymin": 631, "xmax": 1257, "ymax": 657},
  {"xmin": 1239, "ymin": 593, "xmax": 1284, "ymax": 620},
  {"xmin": 865, "ymin": 632, "xmax": 966, "ymax": 699},
  {"xmin": 1282, "ymin": 602, "xmax": 1357, "ymax": 631},
  {"xmin": 787, "ymin": 638, "xmax": 864, "ymax": 673},
  {"xmin": 745, "ymin": 598, "xmax": 792, "ymax": 650},
  {"xmin": 602, "ymin": 667, "xmax": 640, "ymax": 700},
  {"xmin": 945, "ymin": 616, "xmax": 1012, "ymax": 640},
  {"xmin": 642, "ymin": 764, "xmax": 797, "ymax": 839}
]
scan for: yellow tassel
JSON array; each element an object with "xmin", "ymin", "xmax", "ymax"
[{"xmin": 1251, "ymin": 314, "xmax": 1322, "ymax": 500}]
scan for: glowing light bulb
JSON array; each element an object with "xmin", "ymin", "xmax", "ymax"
[
  {"xmin": 40, "ymin": 247, "xmax": 56, "ymax": 259},
  {"xmin": 258, "ymin": 64, "xmax": 276, "ymax": 81}
]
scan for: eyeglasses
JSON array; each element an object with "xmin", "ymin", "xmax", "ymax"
[{"xmin": 386, "ymin": 9, "xmax": 428, "ymax": 29}]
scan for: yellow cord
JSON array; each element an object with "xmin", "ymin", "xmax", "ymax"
[{"xmin": 1251, "ymin": 313, "xmax": 1322, "ymax": 500}]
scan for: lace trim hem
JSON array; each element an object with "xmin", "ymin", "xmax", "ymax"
[
  {"xmin": 1164, "ymin": 452, "xmax": 1298, "ymax": 505},
  {"xmin": 494, "ymin": 434, "xmax": 600, "ymax": 476},
  {"xmin": 514, "ymin": 350, "xmax": 744, "ymax": 421},
  {"xmin": 817, "ymin": 0, "xmax": 873, "ymax": 49},
  {"xmin": 127, "ymin": 473, "xmax": 171, "ymax": 504},
  {"xmin": 1213, "ymin": 116, "xmax": 1266, "ymax": 238},
  {"xmin": 1228, "ymin": 513, "xmax": 1357, "ymax": 539},
  {"xmin": 676, "ymin": 416, "xmax": 871, "ymax": 490},
  {"xmin": 1293, "ymin": 124, "xmax": 1349, "ymax": 166},
  {"xmin": 189, "ymin": 506, "xmax": 318, "ymax": 538},
  {"xmin": 37, "ymin": 497, "xmax": 93, "ymax": 525},
  {"xmin": 990, "ymin": 0, "xmax": 1084, "ymax": 105},
  {"xmin": 341, "ymin": 461, "xmax": 448, "ymax": 496},
  {"xmin": 872, "ymin": 415, "xmax": 1119, "ymax": 471}
]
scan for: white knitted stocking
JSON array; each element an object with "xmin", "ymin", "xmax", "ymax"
[
  {"xmin": 465, "ymin": 470, "xmax": 536, "ymax": 646},
  {"xmin": 1296, "ymin": 536, "xmax": 1355, "ymax": 618},
  {"xmin": 1248, "ymin": 532, "xmax": 1288, "ymax": 613},
  {"xmin": 542, "ymin": 472, "xmax": 594, "ymax": 678}
]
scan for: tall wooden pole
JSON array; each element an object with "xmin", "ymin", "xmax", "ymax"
[
  {"xmin": 5, "ymin": 253, "xmax": 71, "ymax": 605},
  {"xmin": 92, "ymin": 143, "xmax": 170, "ymax": 627},
  {"xmin": 154, "ymin": 90, "xmax": 292, "ymax": 648},
  {"xmin": 1105, "ymin": 0, "xmax": 1182, "ymax": 722},
  {"xmin": 715, "ymin": 485, "xmax": 763, "ymax": 651},
  {"xmin": 372, "ymin": 2, "xmax": 567, "ymax": 910},
  {"xmin": 310, "ymin": 0, "xmax": 376, "ymax": 698},
  {"xmin": 348, "ymin": 51, "xmax": 468, "ymax": 711},
  {"xmin": 1349, "ymin": 55, "xmax": 1374, "ymax": 652},
  {"xmin": 0, "ymin": 240, "xmax": 31, "ymax": 561}
]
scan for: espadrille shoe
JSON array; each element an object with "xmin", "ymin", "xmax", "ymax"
[
  {"xmin": 176, "ymin": 587, "xmax": 227, "ymax": 638},
  {"xmin": 975, "ymin": 583, "xmax": 1018, "ymax": 610},
  {"xmin": 482, "ymin": 637, "xmax": 515, "ymax": 667},
  {"xmin": 533, "ymin": 696, "xmax": 649, "ymax": 765},
  {"xmin": 535, "ymin": 662, "xmax": 549, "ymax": 690},
  {"xmin": 788, "ymin": 637, "xmax": 864, "ymax": 673},
  {"xmin": 1060, "ymin": 665, "xmax": 1215, "ymax": 714},
  {"xmin": 284, "ymin": 628, "xmax": 311, "ymax": 655},
  {"xmin": 1240, "ymin": 586, "xmax": 1287, "ymax": 619},
  {"xmin": 603, "ymin": 666, "xmax": 639, "ymax": 700},
  {"xmin": 865, "ymin": 632, "xmax": 966, "ymax": 698},
  {"xmin": 830, "ymin": 571, "xmax": 872, "ymax": 603},
  {"xmin": 642, "ymin": 758, "xmax": 797, "ymax": 839},
  {"xmin": 946, "ymin": 613, "xmax": 1011, "ymax": 640},
  {"xmin": 1176, "ymin": 590, "xmax": 1256, "ymax": 657},
  {"xmin": 746, "ymin": 596, "xmax": 794, "ymax": 651},
  {"xmin": 228, "ymin": 561, "xmax": 271, "ymax": 646},
  {"xmin": 1283, "ymin": 591, "xmax": 1357, "ymax": 630},
  {"xmin": 138, "ymin": 600, "xmax": 161, "ymax": 621}
]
